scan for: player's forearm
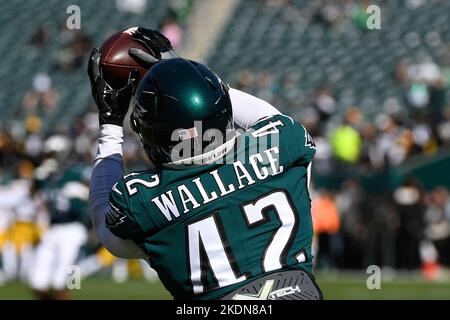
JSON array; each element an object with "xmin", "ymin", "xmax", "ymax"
[
  {"xmin": 89, "ymin": 159, "xmax": 123, "ymax": 229},
  {"xmin": 89, "ymin": 124, "xmax": 125, "ymax": 228},
  {"xmin": 229, "ymin": 88, "xmax": 281, "ymax": 130},
  {"xmin": 89, "ymin": 125, "xmax": 142, "ymax": 258},
  {"xmin": 89, "ymin": 125, "xmax": 147, "ymax": 259}
]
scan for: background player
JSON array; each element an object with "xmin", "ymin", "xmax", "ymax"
[
  {"xmin": 28, "ymin": 162, "xmax": 90, "ymax": 300},
  {"xmin": 0, "ymin": 167, "xmax": 44, "ymax": 285}
]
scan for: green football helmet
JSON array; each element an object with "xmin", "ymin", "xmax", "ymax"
[{"xmin": 130, "ymin": 58, "xmax": 235, "ymax": 167}]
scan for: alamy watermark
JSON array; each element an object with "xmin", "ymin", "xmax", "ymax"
[
  {"xmin": 66, "ymin": 265, "xmax": 81, "ymax": 290},
  {"xmin": 66, "ymin": 5, "xmax": 81, "ymax": 30},
  {"xmin": 165, "ymin": 120, "xmax": 290, "ymax": 165},
  {"xmin": 366, "ymin": 265, "xmax": 381, "ymax": 290},
  {"xmin": 366, "ymin": 5, "xmax": 381, "ymax": 30}
]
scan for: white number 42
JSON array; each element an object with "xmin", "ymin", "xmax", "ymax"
[{"xmin": 187, "ymin": 190, "xmax": 302, "ymax": 294}]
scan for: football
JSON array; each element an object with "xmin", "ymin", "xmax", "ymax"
[{"xmin": 99, "ymin": 27, "xmax": 149, "ymax": 89}]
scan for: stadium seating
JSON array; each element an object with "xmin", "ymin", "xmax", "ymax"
[
  {"xmin": 207, "ymin": 0, "xmax": 450, "ymax": 118},
  {"xmin": 1, "ymin": 0, "xmax": 449, "ymax": 133},
  {"xmin": 0, "ymin": 0, "xmax": 169, "ymax": 132}
]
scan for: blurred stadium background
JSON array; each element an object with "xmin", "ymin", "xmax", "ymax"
[{"xmin": 1, "ymin": 0, "xmax": 450, "ymax": 299}]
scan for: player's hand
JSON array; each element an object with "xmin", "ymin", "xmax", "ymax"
[
  {"xmin": 87, "ymin": 48, "xmax": 138, "ymax": 126},
  {"xmin": 128, "ymin": 28, "xmax": 178, "ymax": 68}
]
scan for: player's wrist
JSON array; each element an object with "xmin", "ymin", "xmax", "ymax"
[
  {"xmin": 95, "ymin": 124, "xmax": 124, "ymax": 161},
  {"xmin": 99, "ymin": 124, "xmax": 124, "ymax": 139}
]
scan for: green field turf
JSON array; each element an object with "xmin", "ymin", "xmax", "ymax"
[{"xmin": 1, "ymin": 273, "xmax": 449, "ymax": 300}]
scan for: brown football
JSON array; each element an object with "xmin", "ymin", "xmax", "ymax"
[{"xmin": 99, "ymin": 27, "xmax": 149, "ymax": 90}]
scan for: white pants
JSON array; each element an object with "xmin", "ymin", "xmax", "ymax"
[
  {"xmin": 1, "ymin": 242, "xmax": 34, "ymax": 282},
  {"xmin": 29, "ymin": 222, "xmax": 87, "ymax": 291}
]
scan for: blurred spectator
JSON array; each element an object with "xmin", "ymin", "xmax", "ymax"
[
  {"xmin": 407, "ymin": 55, "xmax": 441, "ymax": 84},
  {"xmin": 351, "ymin": 1, "xmax": 372, "ymax": 31},
  {"xmin": 311, "ymin": 135, "xmax": 333, "ymax": 174},
  {"xmin": 335, "ymin": 179, "xmax": 367, "ymax": 269},
  {"xmin": 312, "ymin": 0, "xmax": 341, "ymax": 28},
  {"xmin": 369, "ymin": 194, "xmax": 399, "ymax": 268},
  {"xmin": 21, "ymin": 73, "xmax": 59, "ymax": 116},
  {"xmin": 359, "ymin": 123, "xmax": 382, "ymax": 169},
  {"xmin": 437, "ymin": 107, "xmax": 450, "ymax": 144},
  {"xmin": 313, "ymin": 87, "xmax": 337, "ymax": 124},
  {"xmin": 330, "ymin": 108, "xmax": 362, "ymax": 163},
  {"xmin": 255, "ymin": 72, "xmax": 276, "ymax": 104},
  {"xmin": 30, "ymin": 26, "xmax": 50, "ymax": 48},
  {"xmin": 407, "ymin": 82, "xmax": 429, "ymax": 109},
  {"xmin": 424, "ymin": 187, "xmax": 450, "ymax": 267},
  {"xmin": 160, "ymin": 18, "xmax": 184, "ymax": 49},
  {"xmin": 312, "ymin": 190, "xmax": 342, "ymax": 269},
  {"xmin": 167, "ymin": 0, "xmax": 193, "ymax": 22},
  {"xmin": 393, "ymin": 177, "xmax": 424, "ymax": 270},
  {"xmin": 395, "ymin": 59, "xmax": 410, "ymax": 87},
  {"xmin": 55, "ymin": 26, "xmax": 92, "ymax": 72},
  {"xmin": 235, "ymin": 71, "xmax": 255, "ymax": 92}
]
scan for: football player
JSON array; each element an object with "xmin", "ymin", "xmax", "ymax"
[
  {"xmin": 0, "ymin": 175, "xmax": 43, "ymax": 284},
  {"xmin": 28, "ymin": 164, "xmax": 89, "ymax": 300},
  {"xmin": 88, "ymin": 28, "xmax": 321, "ymax": 300}
]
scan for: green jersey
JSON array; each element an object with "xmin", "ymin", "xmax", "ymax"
[{"xmin": 107, "ymin": 114, "xmax": 316, "ymax": 299}]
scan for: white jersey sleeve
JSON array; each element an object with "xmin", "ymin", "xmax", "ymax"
[{"xmin": 229, "ymin": 88, "xmax": 280, "ymax": 130}]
